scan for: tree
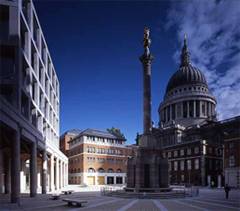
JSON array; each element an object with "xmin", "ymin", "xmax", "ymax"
[{"xmin": 107, "ymin": 127, "xmax": 125, "ymax": 139}]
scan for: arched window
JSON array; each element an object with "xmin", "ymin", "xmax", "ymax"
[
  {"xmin": 88, "ymin": 168, "xmax": 95, "ymax": 173},
  {"xmin": 116, "ymin": 168, "xmax": 122, "ymax": 173},
  {"xmin": 108, "ymin": 168, "xmax": 114, "ymax": 173},
  {"xmin": 98, "ymin": 168, "xmax": 105, "ymax": 173}
]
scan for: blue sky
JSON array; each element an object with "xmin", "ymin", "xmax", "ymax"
[{"xmin": 34, "ymin": 0, "xmax": 240, "ymax": 144}]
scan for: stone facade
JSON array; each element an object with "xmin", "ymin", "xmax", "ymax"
[{"xmin": 0, "ymin": 0, "xmax": 67, "ymax": 203}]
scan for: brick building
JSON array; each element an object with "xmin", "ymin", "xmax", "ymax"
[
  {"xmin": 64, "ymin": 129, "xmax": 132, "ymax": 186},
  {"xmin": 60, "ymin": 129, "xmax": 81, "ymax": 155}
]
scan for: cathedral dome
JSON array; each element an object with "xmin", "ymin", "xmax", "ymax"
[
  {"xmin": 166, "ymin": 36, "xmax": 207, "ymax": 94},
  {"xmin": 166, "ymin": 65, "xmax": 207, "ymax": 93},
  {"xmin": 158, "ymin": 36, "xmax": 217, "ymax": 128}
]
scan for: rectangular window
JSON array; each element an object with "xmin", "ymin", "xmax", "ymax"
[
  {"xmin": 172, "ymin": 104, "xmax": 176, "ymax": 120},
  {"xmin": 168, "ymin": 151, "xmax": 172, "ymax": 158},
  {"xmin": 229, "ymin": 156, "xmax": 235, "ymax": 167},
  {"xmin": 195, "ymin": 159, "xmax": 199, "ymax": 170},
  {"xmin": 180, "ymin": 149, "xmax": 184, "ymax": 156},
  {"xmin": 180, "ymin": 160, "xmax": 184, "ymax": 171},
  {"xmin": 174, "ymin": 150, "xmax": 178, "ymax": 157},
  {"xmin": 177, "ymin": 103, "xmax": 181, "ymax": 118},
  {"xmin": 187, "ymin": 160, "xmax": 191, "ymax": 170},
  {"xmin": 174, "ymin": 161, "xmax": 178, "ymax": 171},
  {"xmin": 187, "ymin": 148, "xmax": 191, "ymax": 155},
  {"xmin": 183, "ymin": 101, "xmax": 187, "ymax": 118},
  {"xmin": 196, "ymin": 100, "xmax": 200, "ymax": 117},
  {"xmin": 194, "ymin": 147, "xmax": 199, "ymax": 154}
]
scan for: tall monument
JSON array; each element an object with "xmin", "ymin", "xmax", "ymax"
[{"xmin": 126, "ymin": 28, "xmax": 169, "ymax": 191}]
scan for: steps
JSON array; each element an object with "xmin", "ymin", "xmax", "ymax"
[{"xmin": 104, "ymin": 190, "xmax": 188, "ymax": 199}]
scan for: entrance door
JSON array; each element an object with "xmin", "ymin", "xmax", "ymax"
[
  {"xmin": 98, "ymin": 176, "xmax": 105, "ymax": 185},
  {"xmin": 107, "ymin": 177, "xmax": 114, "ymax": 184},
  {"xmin": 87, "ymin": 176, "xmax": 95, "ymax": 185}
]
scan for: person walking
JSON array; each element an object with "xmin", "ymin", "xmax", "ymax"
[{"xmin": 224, "ymin": 184, "xmax": 231, "ymax": 199}]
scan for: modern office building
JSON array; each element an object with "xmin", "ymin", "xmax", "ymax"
[
  {"xmin": 0, "ymin": 0, "xmax": 68, "ymax": 203},
  {"xmin": 65, "ymin": 129, "xmax": 132, "ymax": 186}
]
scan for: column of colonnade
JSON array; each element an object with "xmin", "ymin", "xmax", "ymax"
[{"xmin": 49, "ymin": 154, "xmax": 68, "ymax": 192}]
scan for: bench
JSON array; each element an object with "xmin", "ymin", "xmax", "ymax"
[
  {"xmin": 50, "ymin": 194, "xmax": 61, "ymax": 200},
  {"xmin": 62, "ymin": 190, "xmax": 74, "ymax": 195},
  {"xmin": 62, "ymin": 198, "xmax": 87, "ymax": 207}
]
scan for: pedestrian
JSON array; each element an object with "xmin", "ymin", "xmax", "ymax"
[{"xmin": 224, "ymin": 184, "xmax": 231, "ymax": 199}]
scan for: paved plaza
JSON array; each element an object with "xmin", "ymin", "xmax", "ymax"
[{"xmin": 0, "ymin": 186, "xmax": 239, "ymax": 211}]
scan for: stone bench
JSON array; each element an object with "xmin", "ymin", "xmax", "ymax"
[
  {"xmin": 62, "ymin": 198, "xmax": 88, "ymax": 207},
  {"xmin": 50, "ymin": 194, "xmax": 61, "ymax": 200},
  {"xmin": 62, "ymin": 190, "xmax": 74, "ymax": 195}
]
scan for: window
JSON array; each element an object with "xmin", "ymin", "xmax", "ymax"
[
  {"xmin": 187, "ymin": 160, "xmax": 191, "ymax": 170},
  {"xmin": 195, "ymin": 159, "xmax": 199, "ymax": 170},
  {"xmin": 172, "ymin": 104, "xmax": 176, "ymax": 120},
  {"xmin": 196, "ymin": 100, "xmax": 200, "ymax": 117},
  {"xmin": 162, "ymin": 152, "xmax": 166, "ymax": 158},
  {"xmin": 174, "ymin": 161, "xmax": 178, "ymax": 171},
  {"xmin": 98, "ymin": 168, "xmax": 105, "ymax": 173},
  {"xmin": 108, "ymin": 168, "xmax": 114, "ymax": 173},
  {"xmin": 187, "ymin": 148, "xmax": 191, "ymax": 155},
  {"xmin": 181, "ymin": 175, "xmax": 184, "ymax": 182},
  {"xmin": 229, "ymin": 156, "xmax": 235, "ymax": 167},
  {"xmin": 117, "ymin": 168, "xmax": 122, "ymax": 173},
  {"xmin": 180, "ymin": 149, "xmax": 184, "ymax": 156},
  {"xmin": 177, "ymin": 103, "xmax": 182, "ymax": 118},
  {"xmin": 194, "ymin": 147, "xmax": 199, "ymax": 154},
  {"xmin": 168, "ymin": 151, "xmax": 172, "ymax": 158},
  {"xmin": 180, "ymin": 160, "xmax": 184, "ymax": 171},
  {"xmin": 174, "ymin": 150, "xmax": 178, "ymax": 157},
  {"xmin": 183, "ymin": 101, "xmax": 187, "ymax": 118},
  {"xmin": 168, "ymin": 162, "xmax": 172, "ymax": 171},
  {"xmin": 116, "ymin": 177, "xmax": 123, "ymax": 184},
  {"xmin": 88, "ymin": 168, "xmax": 95, "ymax": 173}
]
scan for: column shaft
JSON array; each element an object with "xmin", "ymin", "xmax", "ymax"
[
  {"xmin": 50, "ymin": 155, "xmax": 54, "ymax": 191},
  {"xmin": 41, "ymin": 150, "xmax": 47, "ymax": 194},
  {"xmin": 193, "ymin": 100, "xmax": 196, "ymax": 117},
  {"xmin": 11, "ymin": 129, "xmax": 20, "ymax": 203},
  {"xmin": 56, "ymin": 158, "xmax": 59, "ymax": 190},
  {"xmin": 30, "ymin": 141, "xmax": 37, "ymax": 197}
]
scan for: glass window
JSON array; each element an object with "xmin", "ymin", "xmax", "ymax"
[
  {"xmin": 187, "ymin": 148, "xmax": 191, "ymax": 155},
  {"xmin": 229, "ymin": 156, "xmax": 235, "ymax": 167},
  {"xmin": 194, "ymin": 147, "xmax": 199, "ymax": 154},
  {"xmin": 168, "ymin": 151, "xmax": 172, "ymax": 158},
  {"xmin": 195, "ymin": 159, "xmax": 199, "ymax": 170},
  {"xmin": 180, "ymin": 160, "xmax": 184, "ymax": 171},
  {"xmin": 174, "ymin": 150, "xmax": 178, "ymax": 157},
  {"xmin": 180, "ymin": 149, "xmax": 184, "ymax": 156},
  {"xmin": 187, "ymin": 160, "xmax": 191, "ymax": 170},
  {"xmin": 174, "ymin": 161, "xmax": 178, "ymax": 171}
]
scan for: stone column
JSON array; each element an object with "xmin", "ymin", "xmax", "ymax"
[
  {"xmin": 60, "ymin": 160, "xmax": 63, "ymax": 188},
  {"xmin": 30, "ymin": 141, "xmax": 37, "ymax": 197},
  {"xmin": 187, "ymin": 101, "xmax": 190, "ymax": 117},
  {"xmin": 193, "ymin": 100, "xmax": 196, "ymax": 117},
  {"xmin": 11, "ymin": 129, "xmax": 20, "ymax": 203},
  {"xmin": 181, "ymin": 102, "xmax": 183, "ymax": 118},
  {"xmin": 66, "ymin": 163, "xmax": 68, "ymax": 186},
  {"xmin": 4, "ymin": 156, "xmax": 10, "ymax": 194},
  {"xmin": 56, "ymin": 158, "xmax": 59, "ymax": 190},
  {"xmin": 169, "ymin": 105, "xmax": 172, "ymax": 121},
  {"xmin": 41, "ymin": 150, "xmax": 47, "ymax": 194},
  {"xmin": 139, "ymin": 29, "xmax": 154, "ymax": 135},
  {"xmin": 50, "ymin": 155, "xmax": 54, "ymax": 191}
]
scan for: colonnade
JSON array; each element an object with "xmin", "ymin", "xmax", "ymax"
[{"xmin": 161, "ymin": 100, "xmax": 215, "ymax": 123}]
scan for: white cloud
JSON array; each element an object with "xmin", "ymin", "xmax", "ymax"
[{"xmin": 166, "ymin": 0, "xmax": 240, "ymax": 120}]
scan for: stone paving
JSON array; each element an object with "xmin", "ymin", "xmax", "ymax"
[{"xmin": 0, "ymin": 187, "xmax": 239, "ymax": 211}]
